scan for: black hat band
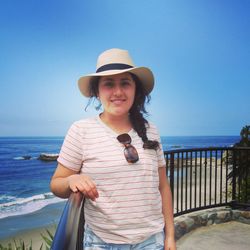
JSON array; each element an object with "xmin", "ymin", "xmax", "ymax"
[{"xmin": 96, "ymin": 63, "xmax": 133, "ymax": 73}]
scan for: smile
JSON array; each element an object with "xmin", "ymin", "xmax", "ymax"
[{"xmin": 111, "ymin": 99, "xmax": 125, "ymax": 104}]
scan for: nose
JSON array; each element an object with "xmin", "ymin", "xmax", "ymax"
[{"xmin": 113, "ymin": 85, "xmax": 123, "ymax": 96}]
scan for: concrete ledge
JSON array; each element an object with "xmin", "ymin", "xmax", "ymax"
[{"xmin": 174, "ymin": 207, "xmax": 250, "ymax": 240}]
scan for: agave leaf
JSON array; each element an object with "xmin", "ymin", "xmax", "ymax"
[
  {"xmin": 45, "ymin": 229, "xmax": 54, "ymax": 241},
  {"xmin": 41, "ymin": 234, "xmax": 52, "ymax": 247},
  {"xmin": 8, "ymin": 242, "xmax": 12, "ymax": 250},
  {"xmin": 39, "ymin": 243, "xmax": 43, "ymax": 250},
  {"xmin": 28, "ymin": 240, "xmax": 32, "ymax": 250},
  {"xmin": 13, "ymin": 239, "xmax": 18, "ymax": 248}
]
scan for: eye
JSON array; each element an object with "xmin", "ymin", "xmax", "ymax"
[
  {"xmin": 102, "ymin": 81, "xmax": 114, "ymax": 88},
  {"xmin": 121, "ymin": 80, "xmax": 132, "ymax": 87}
]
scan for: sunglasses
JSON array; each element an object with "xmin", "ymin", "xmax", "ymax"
[{"xmin": 117, "ymin": 133, "xmax": 139, "ymax": 163}]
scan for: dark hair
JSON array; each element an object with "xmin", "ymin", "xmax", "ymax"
[
  {"xmin": 86, "ymin": 73, "xmax": 159, "ymax": 150},
  {"xmin": 85, "ymin": 77, "xmax": 101, "ymax": 111}
]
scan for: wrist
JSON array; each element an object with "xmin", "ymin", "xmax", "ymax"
[{"xmin": 164, "ymin": 227, "xmax": 175, "ymax": 239}]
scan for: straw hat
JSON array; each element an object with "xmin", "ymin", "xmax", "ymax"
[{"xmin": 78, "ymin": 48, "xmax": 154, "ymax": 97}]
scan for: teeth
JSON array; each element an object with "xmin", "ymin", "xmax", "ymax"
[{"xmin": 112, "ymin": 100, "xmax": 124, "ymax": 104}]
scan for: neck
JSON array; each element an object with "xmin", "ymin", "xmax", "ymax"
[{"xmin": 100, "ymin": 112, "xmax": 132, "ymax": 134}]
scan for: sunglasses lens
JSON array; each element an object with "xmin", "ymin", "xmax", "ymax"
[
  {"xmin": 117, "ymin": 134, "xmax": 131, "ymax": 144},
  {"xmin": 124, "ymin": 145, "xmax": 139, "ymax": 163},
  {"xmin": 117, "ymin": 133, "xmax": 139, "ymax": 163}
]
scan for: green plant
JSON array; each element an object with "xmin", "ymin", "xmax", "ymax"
[
  {"xmin": 41, "ymin": 229, "xmax": 54, "ymax": 250},
  {"xmin": 0, "ymin": 229, "xmax": 54, "ymax": 250},
  {"xmin": 0, "ymin": 239, "xmax": 43, "ymax": 250},
  {"xmin": 237, "ymin": 176, "xmax": 250, "ymax": 202},
  {"xmin": 226, "ymin": 125, "xmax": 250, "ymax": 203}
]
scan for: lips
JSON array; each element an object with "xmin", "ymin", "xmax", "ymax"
[{"xmin": 111, "ymin": 99, "xmax": 125, "ymax": 105}]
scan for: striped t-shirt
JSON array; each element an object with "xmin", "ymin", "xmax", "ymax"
[{"xmin": 57, "ymin": 116, "xmax": 166, "ymax": 244}]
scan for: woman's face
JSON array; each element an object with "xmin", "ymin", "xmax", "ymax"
[{"xmin": 98, "ymin": 72, "xmax": 136, "ymax": 118}]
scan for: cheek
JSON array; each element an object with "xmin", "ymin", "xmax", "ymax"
[
  {"xmin": 99, "ymin": 96, "xmax": 108, "ymax": 106},
  {"xmin": 129, "ymin": 90, "xmax": 136, "ymax": 104},
  {"xmin": 98, "ymin": 89, "xmax": 109, "ymax": 100},
  {"xmin": 130, "ymin": 96, "xmax": 135, "ymax": 106}
]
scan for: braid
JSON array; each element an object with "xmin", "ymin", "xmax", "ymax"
[
  {"xmin": 130, "ymin": 108, "xmax": 148, "ymax": 144},
  {"xmin": 130, "ymin": 74, "xmax": 159, "ymax": 150},
  {"xmin": 130, "ymin": 109, "xmax": 159, "ymax": 150}
]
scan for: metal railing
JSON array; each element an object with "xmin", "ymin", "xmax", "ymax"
[
  {"xmin": 164, "ymin": 147, "xmax": 250, "ymax": 217},
  {"xmin": 51, "ymin": 147, "xmax": 250, "ymax": 249},
  {"xmin": 51, "ymin": 192, "xmax": 85, "ymax": 250}
]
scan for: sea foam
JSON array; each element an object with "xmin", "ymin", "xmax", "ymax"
[{"xmin": 0, "ymin": 192, "xmax": 64, "ymax": 219}]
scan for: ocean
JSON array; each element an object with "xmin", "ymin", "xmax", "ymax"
[{"xmin": 0, "ymin": 135, "xmax": 240, "ymax": 239}]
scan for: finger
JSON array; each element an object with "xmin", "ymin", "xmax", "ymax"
[
  {"xmin": 85, "ymin": 180, "xmax": 99, "ymax": 198},
  {"xmin": 76, "ymin": 182, "xmax": 95, "ymax": 200},
  {"xmin": 90, "ymin": 186, "xmax": 99, "ymax": 199},
  {"xmin": 69, "ymin": 182, "xmax": 79, "ymax": 193},
  {"xmin": 71, "ymin": 186, "xmax": 79, "ymax": 193},
  {"xmin": 75, "ymin": 182, "xmax": 88, "ymax": 195},
  {"xmin": 85, "ymin": 187, "xmax": 98, "ymax": 201},
  {"xmin": 87, "ymin": 189, "xmax": 99, "ymax": 201}
]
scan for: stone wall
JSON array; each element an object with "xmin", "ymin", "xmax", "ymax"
[{"xmin": 174, "ymin": 207, "xmax": 250, "ymax": 240}]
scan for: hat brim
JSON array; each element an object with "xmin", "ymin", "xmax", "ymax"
[{"xmin": 78, "ymin": 67, "xmax": 154, "ymax": 97}]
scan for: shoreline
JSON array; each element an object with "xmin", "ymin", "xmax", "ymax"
[{"xmin": 0, "ymin": 201, "xmax": 66, "ymax": 241}]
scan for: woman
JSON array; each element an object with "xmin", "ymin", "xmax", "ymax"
[{"xmin": 50, "ymin": 48, "xmax": 176, "ymax": 250}]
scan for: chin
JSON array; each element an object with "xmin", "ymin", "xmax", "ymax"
[{"xmin": 111, "ymin": 110, "xmax": 129, "ymax": 117}]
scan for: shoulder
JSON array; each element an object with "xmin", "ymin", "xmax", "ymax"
[
  {"xmin": 67, "ymin": 116, "xmax": 99, "ymax": 136},
  {"xmin": 147, "ymin": 121, "xmax": 157, "ymax": 129},
  {"xmin": 146, "ymin": 121, "xmax": 159, "ymax": 133},
  {"xmin": 72, "ymin": 116, "xmax": 98, "ymax": 128},
  {"xmin": 146, "ymin": 121, "xmax": 161, "ymax": 140}
]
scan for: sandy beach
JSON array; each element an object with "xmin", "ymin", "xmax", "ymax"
[
  {"xmin": 0, "ymin": 225, "xmax": 56, "ymax": 249},
  {"xmin": 166, "ymin": 156, "xmax": 231, "ymax": 214},
  {"xmin": 0, "ymin": 201, "xmax": 66, "ymax": 249}
]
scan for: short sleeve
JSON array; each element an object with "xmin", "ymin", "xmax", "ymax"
[
  {"xmin": 155, "ymin": 133, "xmax": 166, "ymax": 168},
  {"xmin": 147, "ymin": 123, "xmax": 166, "ymax": 168},
  {"xmin": 57, "ymin": 122, "xmax": 84, "ymax": 171}
]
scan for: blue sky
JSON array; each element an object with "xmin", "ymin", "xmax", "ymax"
[{"xmin": 0, "ymin": 0, "xmax": 249, "ymax": 136}]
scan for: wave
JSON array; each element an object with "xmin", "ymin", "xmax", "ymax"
[
  {"xmin": 13, "ymin": 156, "xmax": 37, "ymax": 160},
  {"xmin": 0, "ymin": 192, "xmax": 64, "ymax": 219},
  {"xmin": 13, "ymin": 153, "xmax": 59, "ymax": 161}
]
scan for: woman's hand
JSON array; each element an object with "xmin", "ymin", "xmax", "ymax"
[
  {"xmin": 164, "ymin": 236, "xmax": 176, "ymax": 250},
  {"xmin": 67, "ymin": 174, "xmax": 99, "ymax": 201}
]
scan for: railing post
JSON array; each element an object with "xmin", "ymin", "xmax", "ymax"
[
  {"xmin": 170, "ymin": 152, "xmax": 175, "ymax": 202},
  {"xmin": 231, "ymin": 148, "xmax": 237, "ymax": 208}
]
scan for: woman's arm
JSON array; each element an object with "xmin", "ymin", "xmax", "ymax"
[
  {"xmin": 50, "ymin": 163, "xmax": 99, "ymax": 200},
  {"xmin": 158, "ymin": 167, "xmax": 176, "ymax": 250}
]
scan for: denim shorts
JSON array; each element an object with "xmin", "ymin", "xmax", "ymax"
[{"xmin": 83, "ymin": 225, "xmax": 165, "ymax": 250}]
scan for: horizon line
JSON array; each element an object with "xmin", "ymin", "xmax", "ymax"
[{"xmin": 0, "ymin": 135, "xmax": 240, "ymax": 138}]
